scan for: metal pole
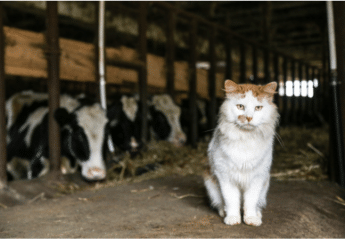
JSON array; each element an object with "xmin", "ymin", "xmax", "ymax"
[
  {"xmin": 189, "ymin": 18, "xmax": 198, "ymax": 148},
  {"xmin": 327, "ymin": 1, "xmax": 345, "ymax": 187},
  {"xmin": 46, "ymin": 1, "xmax": 61, "ymax": 178},
  {"xmin": 138, "ymin": 2, "xmax": 148, "ymax": 143},
  {"xmin": 98, "ymin": 1, "xmax": 107, "ymax": 110},
  {"xmin": 97, "ymin": 1, "xmax": 115, "ymax": 154},
  {"xmin": 0, "ymin": 2, "xmax": 8, "ymax": 189}
]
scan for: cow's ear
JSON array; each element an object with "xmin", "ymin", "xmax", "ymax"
[{"xmin": 54, "ymin": 108, "xmax": 74, "ymax": 127}]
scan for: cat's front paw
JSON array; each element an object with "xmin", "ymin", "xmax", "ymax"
[
  {"xmin": 244, "ymin": 216, "xmax": 262, "ymax": 226},
  {"xmin": 224, "ymin": 215, "xmax": 241, "ymax": 225}
]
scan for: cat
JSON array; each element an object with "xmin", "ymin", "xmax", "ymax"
[{"xmin": 204, "ymin": 79, "xmax": 279, "ymax": 226}]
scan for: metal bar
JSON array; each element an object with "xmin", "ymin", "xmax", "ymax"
[
  {"xmin": 299, "ymin": 63, "xmax": 306, "ymax": 125},
  {"xmin": 94, "ymin": 2, "xmax": 100, "ymax": 93},
  {"xmin": 166, "ymin": 9, "xmax": 176, "ymax": 99},
  {"xmin": 138, "ymin": 2, "xmax": 148, "ymax": 143},
  {"xmin": 239, "ymin": 42, "xmax": 246, "ymax": 83},
  {"xmin": 0, "ymin": 2, "xmax": 8, "ymax": 188},
  {"xmin": 208, "ymin": 26, "xmax": 217, "ymax": 130},
  {"xmin": 225, "ymin": 35, "xmax": 233, "ymax": 80},
  {"xmin": 329, "ymin": 1, "xmax": 345, "ymax": 187},
  {"xmin": 189, "ymin": 18, "xmax": 198, "ymax": 148},
  {"xmin": 46, "ymin": 1, "xmax": 61, "ymax": 177},
  {"xmin": 98, "ymin": 1, "xmax": 107, "ymax": 110},
  {"xmin": 252, "ymin": 45, "xmax": 258, "ymax": 84}
]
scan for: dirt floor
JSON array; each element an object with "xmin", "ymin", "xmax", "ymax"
[
  {"xmin": 1, "ymin": 127, "xmax": 345, "ymax": 237},
  {"xmin": 1, "ymin": 174, "xmax": 345, "ymax": 237}
]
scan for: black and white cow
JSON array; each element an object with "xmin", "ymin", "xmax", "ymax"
[
  {"xmin": 107, "ymin": 95, "xmax": 142, "ymax": 157},
  {"xmin": 129, "ymin": 94, "xmax": 187, "ymax": 147},
  {"xmin": 5, "ymin": 91, "xmax": 108, "ymax": 181}
]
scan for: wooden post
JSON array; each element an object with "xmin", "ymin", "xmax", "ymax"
[
  {"xmin": 264, "ymin": 49, "xmax": 270, "ymax": 83},
  {"xmin": 0, "ymin": 2, "xmax": 7, "ymax": 189},
  {"xmin": 273, "ymin": 54, "xmax": 279, "ymax": 112},
  {"xmin": 239, "ymin": 42, "xmax": 246, "ymax": 83},
  {"xmin": 298, "ymin": 63, "xmax": 304, "ymax": 125},
  {"xmin": 282, "ymin": 56, "xmax": 288, "ymax": 125},
  {"xmin": 189, "ymin": 18, "xmax": 198, "ymax": 147},
  {"xmin": 138, "ymin": 2, "xmax": 148, "ymax": 143},
  {"xmin": 46, "ymin": 1, "xmax": 61, "ymax": 178},
  {"xmin": 252, "ymin": 45, "xmax": 258, "ymax": 84},
  {"xmin": 208, "ymin": 26, "xmax": 217, "ymax": 130},
  {"xmin": 166, "ymin": 10, "xmax": 176, "ymax": 99},
  {"xmin": 290, "ymin": 60, "xmax": 297, "ymax": 124},
  {"xmin": 225, "ymin": 35, "xmax": 233, "ymax": 81}
]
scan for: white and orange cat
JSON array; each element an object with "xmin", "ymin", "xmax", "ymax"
[{"xmin": 204, "ymin": 79, "xmax": 279, "ymax": 226}]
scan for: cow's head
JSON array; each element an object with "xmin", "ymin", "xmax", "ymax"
[
  {"xmin": 107, "ymin": 95, "xmax": 143, "ymax": 157},
  {"xmin": 54, "ymin": 103, "xmax": 108, "ymax": 181},
  {"xmin": 150, "ymin": 95, "xmax": 187, "ymax": 147}
]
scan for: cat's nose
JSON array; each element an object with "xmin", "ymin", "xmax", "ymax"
[{"xmin": 247, "ymin": 116, "xmax": 253, "ymax": 122}]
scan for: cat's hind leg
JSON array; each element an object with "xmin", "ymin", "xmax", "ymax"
[{"xmin": 203, "ymin": 170, "xmax": 224, "ymax": 217}]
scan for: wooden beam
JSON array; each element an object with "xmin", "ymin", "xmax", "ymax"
[
  {"xmin": 189, "ymin": 18, "xmax": 198, "ymax": 147},
  {"xmin": 0, "ymin": 2, "xmax": 7, "ymax": 189},
  {"xmin": 46, "ymin": 1, "xmax": 61, "ymax": 179},
  {"xmin": 138, "ymin": 2, "xmax": 148, "ymax": 143}
]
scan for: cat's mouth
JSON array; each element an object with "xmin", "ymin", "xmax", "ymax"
[{"xmin": 238, "ymin": 123, "xmax": 256, "ymax": 130}]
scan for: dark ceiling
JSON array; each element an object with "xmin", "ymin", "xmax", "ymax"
[{"xmin": 172, "ymin": 1, "xmax": 327, "ymax": 67}]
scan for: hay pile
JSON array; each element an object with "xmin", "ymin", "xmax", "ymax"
[{"xmin": 102, "ymin": 126, "xmax": 329, "ymax": 189}]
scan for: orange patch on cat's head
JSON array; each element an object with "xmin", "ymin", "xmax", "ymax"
[{"xmin": 224, "ymin": 80, "xmax": 277, "ymax": 102}]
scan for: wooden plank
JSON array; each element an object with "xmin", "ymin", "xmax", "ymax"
[{"xmin": 3, "ymin": 26, "xmax": 226, "ymax": 100}]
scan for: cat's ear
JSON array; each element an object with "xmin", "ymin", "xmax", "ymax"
[
  {"xmin": 224, "ymin": 80, "xmax": 238, "ymax": 93},
  {"xmin": 263, "ymin": 82, "xmax": 277, "ymax": 94}
]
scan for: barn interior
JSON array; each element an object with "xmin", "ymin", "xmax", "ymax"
[{"xmin": 0, "ymin": 2, "xmax": 345, "ymax": 237}]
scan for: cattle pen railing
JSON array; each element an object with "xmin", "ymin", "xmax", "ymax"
[{"xmin": 0, "ymin": 1, "xmax": 341, "ymax": 188}]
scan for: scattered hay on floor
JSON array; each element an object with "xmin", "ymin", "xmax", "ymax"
[
  {"xmin": 98, "ymin": 126, "xmax": 329, "ymax": 191},
  {"xmin": 271, "ymin": 126, "xmax": 329, "ymax": 181}
]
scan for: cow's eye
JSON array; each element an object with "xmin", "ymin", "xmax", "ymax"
[
  {"xmin": 255, "ymin": 106, "xmax": 263, "ymax": 111},
  {"xmin": 237, "ymin": 104, "xmax": 245, "ymax": 110}
]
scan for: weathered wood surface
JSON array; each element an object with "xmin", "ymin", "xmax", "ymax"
[{"xmin": 4, "ymin": 26, "xmax": 226, "ymax": 99}]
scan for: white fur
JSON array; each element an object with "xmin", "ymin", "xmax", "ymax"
[
  {"xmin": 121, "ymin": 95, "xmax": 138, "ymax": 122},
  {"xmin": 75, "ymin": 104, "xmax": 108, "ymax": 180},
  {"xmin": 205, "ymin": 90, "xmax": 279, "ymax": 226}
]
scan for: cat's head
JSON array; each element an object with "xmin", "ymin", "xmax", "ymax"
[{"xmin": 221, "ymin": 79, "xmax": 278, "ymax": 131}]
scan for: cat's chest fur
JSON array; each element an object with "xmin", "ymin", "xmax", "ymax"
[{"xmin": 210, "ymin": 126, "xmax": 273, "ymax": 173}]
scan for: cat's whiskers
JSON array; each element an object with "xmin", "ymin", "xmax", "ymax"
[{"xmin": 274, "ymin": 132, "xmax": 285, "ymax": 148}]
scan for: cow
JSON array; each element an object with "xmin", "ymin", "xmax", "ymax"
[
  {"xmin": 107, "ymin": 95, "xmax": 143, "ymax": 157},
  {"xmin": 5, "ymin": 91, "xmax": 108, "ymax": 181}
]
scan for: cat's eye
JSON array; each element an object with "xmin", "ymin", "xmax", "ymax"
[
  {"xmin": 237, "ymin": 104, "xmax": 245, "ymax": 110},
  {"xmin": 255, "ymin": 106, "xmax": 263, "ymax": 111}
]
